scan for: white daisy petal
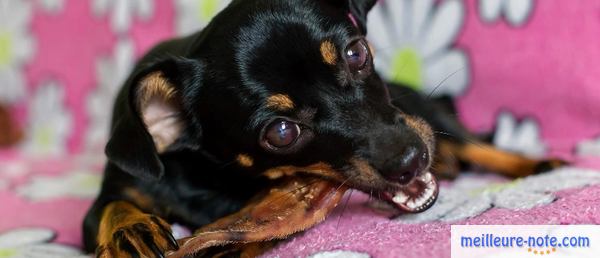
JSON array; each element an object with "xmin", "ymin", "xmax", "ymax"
[
  {"xmin": 112, "ymin": 39, "xmax": 135, "ymax": 85},
  {"xmin": 135, "ymin": 0, "xmax": 153, "ymax": 19},
  {"xmin": 577, "ymin": 138, "xmax": 600, "ymax": 157},
  {"xmin": 92, "ymin": 0, "xmax": 109, "ymax": 16},
  {"xmin": 513, "ymin": 119, "xmax": 545, "ymax": 157},
  {"xmin": 0, "ymin": 0, "xmax": 34, "ymax": 104},
  {"xmin": 0, "ymin": 228, "xmax": 55, "ymax": 248},
  {"xmin": 494, "ymin": 112, "xmax": 517, "ymax": 151},
  {"xmin": 411, "ymin": 0, "xmax": 434, "ymax": 41},
  {"xmin": 494, "ymin": 112, "xmax": 546, "ymax": 157},
  {"xmin": 367, "ymin": 3, "xmax": 393, "ymax": 51},
  {"xmin": 113, "ymin": 0, "xmax": 131, "ymax": 34},
  {"xmin": 505, "ymin": 0, "xmax": 533, "ymax": 26},
  {"xmin": 479, "ymin": 0, "xmax": 503, "ymax": 22},
  {"xmin": 37, "ymin": 0, "xmax": 65, "ymax": 14},
  {"xmin": 423, "ymin": 50, "xmax": 469, "ymax": 96},
  {"xmin": 372, "ymin": 38, "xmax": 395, "ymax": 79},
  {"xmin": 385, "ymin": 0, "xmax": 407, "ymax": 43},
  {"xmin": 4, "ymin": 0, "xmax": 32, "ymax": 29},
  {"xmin": 420, "ymin": 0, "xmax": 464, "ymax": 58},
  {"xmin": 0, "ymin": 68, "xmax": 26, "ymax": 103},
  {"xmin": 18, "ymin": 243, "xmax": 85, "ymax": 257},
  {"xmin": 21, "ymin": 81, "xmax": 72, "ymax": 156},
  {"xmin": 175, "ymin": 0, "xmax": 231, "ymax": 36},
  {"xmin": 10, "ymin": 33, "xmax": 35, "ymax": 67},
  {"xmin": 92, "ymin": 0, "xmax": 153, "ymax": 34},
  {"xmin": 16, "ymin": 171, "xmax": 101, "ymax": 201}
]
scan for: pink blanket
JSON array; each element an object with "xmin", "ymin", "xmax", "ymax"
[{"xmin": 1, "ymin": 0, "xmax": 600, "ymax": 257}]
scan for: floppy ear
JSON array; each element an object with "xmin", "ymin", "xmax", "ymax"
[
  {"xmin": 347, "ymin": 0, "xmax": 377, "ymax": 34},
  {"xmin": 326, "ymin": 0, "xmax": 377, "ymax": 34},
  {"xmin": 105, "ymin": 58, "xmax": 203, "ymax": 181}
]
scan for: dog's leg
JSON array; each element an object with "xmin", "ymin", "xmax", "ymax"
[
  {"xmin": 94, "ymin": 201, "xmax": 178, "ymax": 258},
  {"xmin": 437, "ymin": 140, "xmax": 565, "ymax": 178}
]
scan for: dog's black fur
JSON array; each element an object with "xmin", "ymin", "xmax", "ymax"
[{"xmin": 83, "ymin": 0, "xmax": 559, "ymax": 257}]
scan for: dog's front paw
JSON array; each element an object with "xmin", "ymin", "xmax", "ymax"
[{"xmin": 96, "ymin": 215, "xmax": 178, "ymax": 258}]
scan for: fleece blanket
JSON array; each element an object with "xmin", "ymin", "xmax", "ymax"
[{"xmin": 1, "ymin": 0, "xmax": 600, "ymax": 257}]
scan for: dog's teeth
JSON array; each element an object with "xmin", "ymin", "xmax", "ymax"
[
  {"xmin": 407, "ymin": 200, "xmax": 416, "ymax": 209},
  {"xmin": 392, "ymin": 192, "xmax": 409, "ymax": 204},
  {"xmin": 420, "ymin": 172, "xmax": 433, "ymax": 182},
  {"xmin": 425, "ymin": 186, "xmax": 434, "ymax": 197}
]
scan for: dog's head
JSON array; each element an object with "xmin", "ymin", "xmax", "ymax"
[{"xmin": 106, "ymin": 0, "xmax": 438, "ymax": 213}]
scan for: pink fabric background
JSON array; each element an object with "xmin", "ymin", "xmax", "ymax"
[
  {"xmin": 457, "ymin": 0, "xmax": 600, "ymax": 160},
  {"xmin": 1, "ymin": 0, "xmax": 600, "ymax": 257}
]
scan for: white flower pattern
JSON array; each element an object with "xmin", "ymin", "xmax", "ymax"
[
  {"xmin": 493, "ymin": 111, "xmax": 546, "ymax": 158},
  {"xmin": 576, "ymin": 137, "xmax": 600, "ymax": 157},
  {"xmin": 0, "ymin": 228, "xmax": 88, "ymax": 258},
  {"xmin": 175, "ymin": 0, "xmax": 231, "ymax": 36},
  {"xmin": 367, "ymin": 0, "xmax": 469, "ymax": 97},
  {"xmin": 86, "ymin": 38, "xmax": 135, "ymax": 151},
  {"xmin": 396, "ymin": 167, "xmax": 600, "ymax": 223},
  {"xmin": 92, "ymin": 0, "xmax": 154, "ymax": 34},
  {"xmin": 21, "ymin": 81, "xmax": 72, "ymax": 156},
  {"xmin": 0, "ymin": 0, "xmax": 35, "ymax": 104},
  {"xmin": 16, "ymin": 170, "xmax": 101, "ymax": 201},
  {"xmin": 36, "ymin": 0, "xmax": 65, "ymax": 14},
  {"xmin": 479, "ymin": 0, "xmax": 535, "ymax": 26}
]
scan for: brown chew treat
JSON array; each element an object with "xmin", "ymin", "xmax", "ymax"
[
  {"xmin": 0, "ymin": 104, "xmax": 22, "ymax": 147},
  {"xmin": 167, "ymin": 177, "xmax": 348, "ymax": 258}
]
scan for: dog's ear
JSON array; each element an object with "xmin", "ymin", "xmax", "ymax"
[
  {"xmin": 105, "ymin": 58, "xmax": 203, "ymax": 181},
  {"xmin": 326, "ymin": 0, "xmax": 377, "ymax": 34}
]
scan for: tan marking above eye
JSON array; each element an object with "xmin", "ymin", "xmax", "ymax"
[
  {"xmin": 266, "ymin": 94, "xmax": 295, "ymax": 111},
  {"xmin": 236, "ymin": 154, "xmax": 254, "ymax": 167},
  {"xmin": 320, "ymin": 40, "xmax": 338, "ymax": 65}
]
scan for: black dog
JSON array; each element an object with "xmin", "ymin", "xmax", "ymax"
[{"xmin": 83, "ymin": 0, "xmax": 562, "ymax": 257}]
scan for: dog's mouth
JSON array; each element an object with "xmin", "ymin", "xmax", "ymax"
[{"xmin": 381, "ymin": 171, "xmax": 439, "ymax": 213}]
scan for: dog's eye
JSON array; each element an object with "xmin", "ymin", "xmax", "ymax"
[
  {"xmin": 345, "ymin": 39, "xmax": 370, "ymax": 74},
  {"xmin": 263, "ymin": 120, "xmax": 301, "ymax": 148}
]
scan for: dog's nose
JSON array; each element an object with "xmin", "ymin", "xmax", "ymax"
[{"xmin": 382, "ymin": 146, "xmax": 429, "ymax": 184}]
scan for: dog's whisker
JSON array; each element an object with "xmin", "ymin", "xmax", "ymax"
[
  {"xmin": 336, "ymin": 189, "xmax": 354, "ymax": 229},
  {"xmin": 390, "ymin": 92, "xmax": 414, "ymax": 101},
  {"xmin": 426, "ymin": 67, "xmax": 465, "ymax": 100},
  {"xmin": 334, "ymin": 174, "xmax": 356, "ymax": 193}
]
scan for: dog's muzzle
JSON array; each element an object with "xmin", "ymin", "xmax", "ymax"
[{"xmin": 380, "ymin": 146, "xmax": 439, "ymax": 213}]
